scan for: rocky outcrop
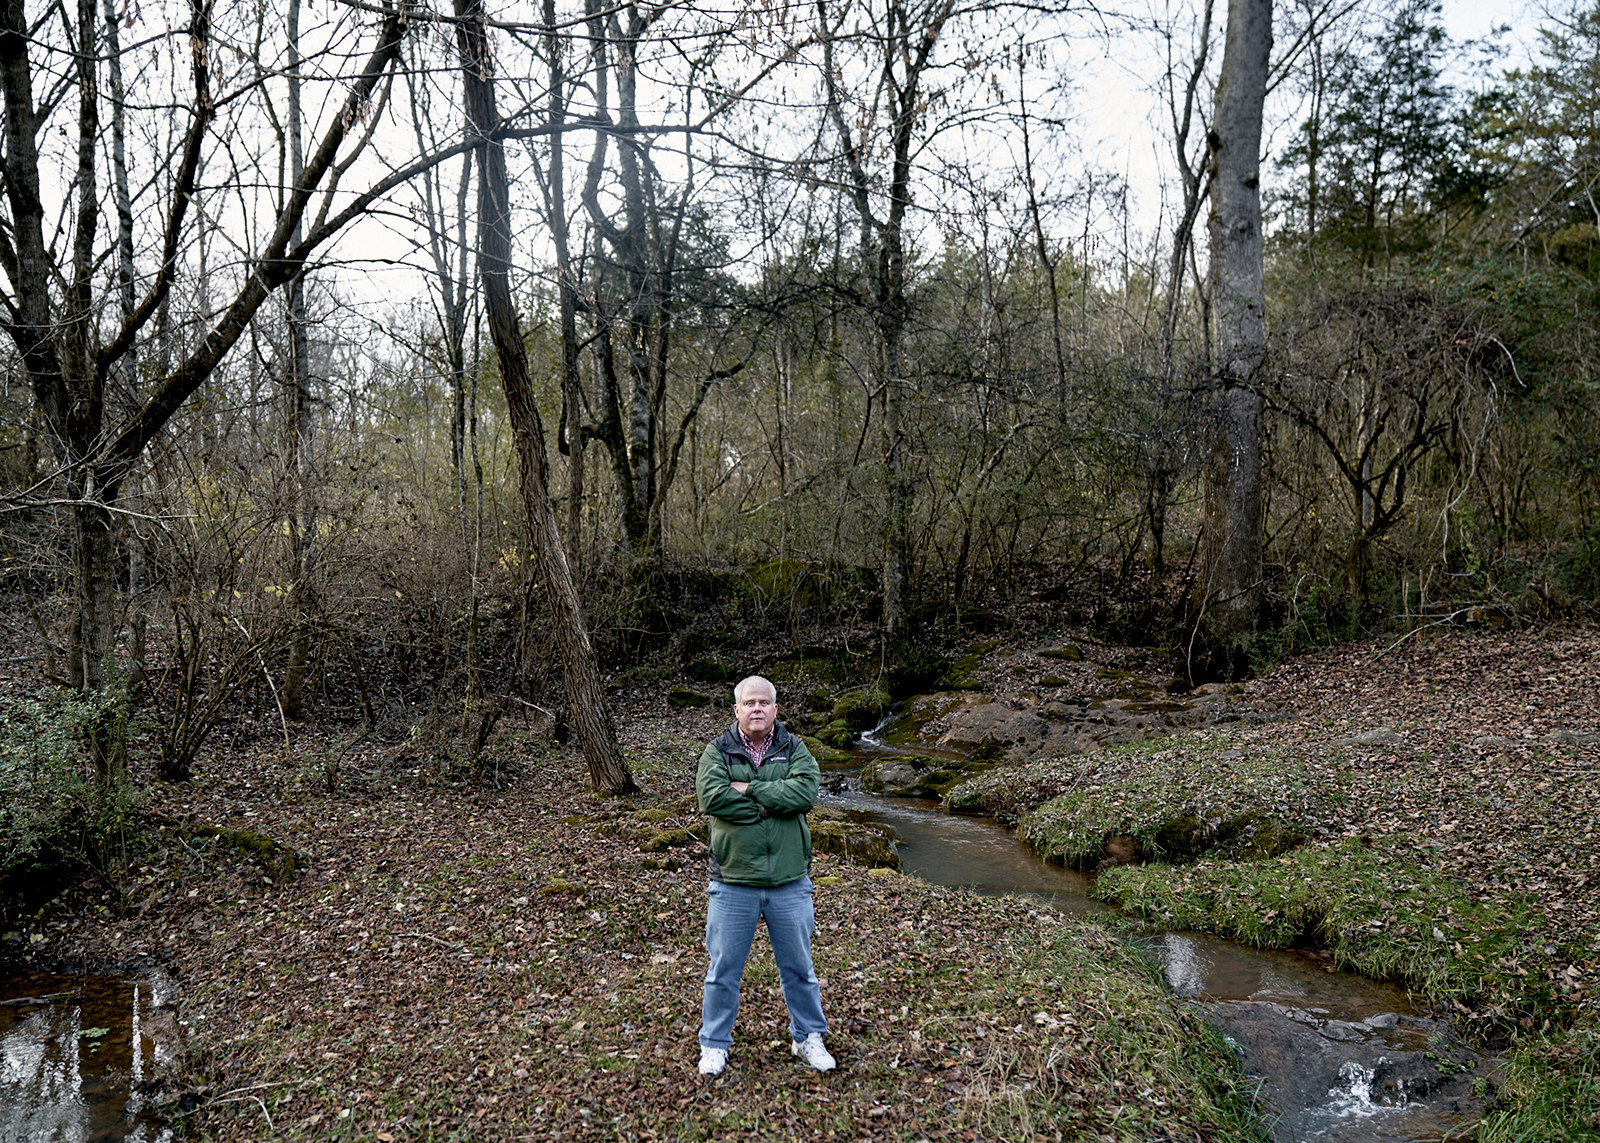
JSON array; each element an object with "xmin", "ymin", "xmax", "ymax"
[{"xmin": 884, "ymin": 678, "xmax": 1279, "ymax": 765}]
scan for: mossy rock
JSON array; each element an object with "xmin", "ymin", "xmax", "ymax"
[
  {"xmin": 860, "ymin": 755, "xmax": 995, "ymax": 798},
  {"xmin": 808, "ymin": 815, "xmax": 899, "ymax": 868},
  {"xmin": 967, "ymin": 736, "xmax": 1007, "ymax": 764},
  {"xmin": 1038, "ymin": 644, "xmax": 1084, "ymax": 662},
  {"xmin": 801, "ymin": 734, "xmax": 853, "ymax": 764},
  {"xmin": 747, "ymin": 558, "xmax": 828, "ymax": 608},
  {"xmin": 640, "ymin": 856, "xmax": 682, "ymax": 872},
  {"xmin": 543, "ymin": 877, "xmax": 587, "ymax": 895},
  {"xmin": 635, "ymin": 807, "xmax": 676, "ymax": 824},
  {"xmin": 685, "ymin": 658, "xmax": 737, "ymax": 686},
  {"xmin": 640, "ymin": 828, "xmax": 697, "ymax": 853},
  {"xmin": 832, "ymin": 685, "xmax": 890, "ymax": 730},
  {"xmin": 667, "ymin": 687, "xmax": 713, "ymax": 709},
  {"xmin": 1040, "ymin": 675, "xmax": 1071, "ymax": 686},
  {"xmin": 816, "ymin": 719, "xmax": 856, "ymax": 749},
  {"xmin": 184, "ymin": 823, "xmax": 301, "ymax": 886}
]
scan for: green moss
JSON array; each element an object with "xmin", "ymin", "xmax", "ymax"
[
  {"xmin": 542, "ymin": 877, "xmax": 586, "ymax": 896},
  {"xmin": 684, "ymin": 658, "xmax": 736, "ymax": 686},
  {"xmin": 184, "ymin": 824, "xmax": 301, "ymax": 886},
  {"xmin": 814, "ymin": 720, "xmax": 855, "ymax": 749},
  {"xmin": 957, "ymin": 737, "xmax": 1327, "ymax": 864},
  {"xmin": 639, "ymin": 828, "xmax": 696, "ymax": 853},
  {"xmin": 1097, "ymin": 839, "xmax": 1563, "ymax": 1020},
  {"xmin": 800, "ymin": 734, "xmax": 852, "ymax": 764},
  {"xmin": 666, "ymin": 688, "xmax": 712, "ymax": 709},
  {"xmin": 831, "ymin": 685, "xmax": 890, "ymax": 730},
  {"xmin": 1038, "ymin": 645, "xmax": 1084, "ymax": 662}
]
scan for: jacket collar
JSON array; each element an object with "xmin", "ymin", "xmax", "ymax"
[{"xmin": 715, "ymin": 720, "xmax": 791, "ymax": 763}]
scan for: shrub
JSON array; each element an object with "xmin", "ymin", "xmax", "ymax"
[{"xmin": 0, "ymin": 687, "xmax": 142, "ymax": 920}]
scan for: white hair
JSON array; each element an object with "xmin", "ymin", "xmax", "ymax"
[{"xmin": 733, "ymin": 675, "xmax": 777, "ymax": 704}]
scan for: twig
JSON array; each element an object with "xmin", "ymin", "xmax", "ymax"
[
  {"xmin": 1367, "ymin": 608, "xmax": 1475, "ymax": 663},
  {"xmin": 495, "ymin": 693, "xmax": 555, "ymax": 719},
  {"xmin": 231, "ymin": 617, "xmax": 290, "ymax": 750},
  {"xmin": 401, "ymin": 930, "xmax": 470, "ymax": 953}
]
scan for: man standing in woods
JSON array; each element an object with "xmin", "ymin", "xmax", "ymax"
[{"xmin": 694, "ymin": 676, "xmax": 834, "ymax": 1075}]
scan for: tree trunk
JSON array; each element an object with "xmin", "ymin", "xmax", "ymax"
[
  {"xmin": 545, "ymin": 0, "xmax": 585, "ymax": 571},
  {"xmin": 454, "ymin": 0, "xmax": 636, "ymax": 795},
  {"xmin": 1195, "ymin": 0, "xmax": 1271, "ymax": 677},
  {"xmin": 281, "ymin": 0, "xmax": 317, "ymax": 719}
]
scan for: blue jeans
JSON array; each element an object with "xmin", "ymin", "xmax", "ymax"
[{"xmin": 699, "ymin": 876, "xmax": 827, "ymax": 1050}]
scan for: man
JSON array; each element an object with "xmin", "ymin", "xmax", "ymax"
[{"xmin": 694, "ymin": 675, "xmax": 835, "ymax": 1076}]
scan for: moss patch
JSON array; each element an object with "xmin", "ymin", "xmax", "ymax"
[
  {"xmin": 800, "ymin": 734, "xmax": 853, "ymax": 764},
  {"xmin": 178, "ymin": 822, "xmax": 301, "ymax": 886},
  {"xmin": 666, "ymin": 687, "xmax": 713, "ymax": 709},
  {"xmin": 1038, "ymin": 644, "xmax": 1084, "ymax": 662},
  {"xmin": 951, "ymin": 736, "xmax": 1328, "ymax": 861},
  {"xmin": 832, "ymin": 685, "xmax": 890, "ymax": 730},
  {"xmin": 1097, "ymin": 839, "xmax": 1567, "ymax": 1027}
]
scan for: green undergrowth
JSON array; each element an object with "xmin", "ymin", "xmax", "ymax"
[
  {"xmin": 951, "ymin": 736, "xmax": 1335, "ymax": 865},
  {"xmin": 1095, "ymin": 839, "xmax": 1574, "ymax": 1029},
  {"xmin": 1479, "ymin": 1011, "xmax": 1600, "ymax": 1142}
]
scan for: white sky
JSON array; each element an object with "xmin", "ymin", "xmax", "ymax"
[{"xmin": 1072, "ymin": 0, "xmax": 1544, "ymax": 239}]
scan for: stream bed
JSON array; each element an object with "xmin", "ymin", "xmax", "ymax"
[{"xmin": 826, "ymin": 757, "xmax": 1497, "ymax": 1141}]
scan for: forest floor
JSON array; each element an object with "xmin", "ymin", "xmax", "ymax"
[{"xmin": 11, "ymin": 621, "xmax": 1600, "ymax": 1140}]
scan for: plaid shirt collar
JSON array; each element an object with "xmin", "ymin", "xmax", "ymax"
[{"xmin": 738, "ymin": 725, "xmax": 774, "ymax": 768}]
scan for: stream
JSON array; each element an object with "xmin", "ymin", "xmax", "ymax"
[
  {"xmin": 826, "ymin": 735, "xmax": 1496, "ymax": 1142},
  {"xmin": 0, "ymin": 968, "xmax": 177, "ymax": 1143}
]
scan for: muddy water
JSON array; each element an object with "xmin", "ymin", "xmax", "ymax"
[
  {"xmin": 0, "ymin": 969, "xmax": 177, "ymax": 1143},
  {"xmin": 826, "ymin": 751, "xmax": 1495, "ymax": 1142}
]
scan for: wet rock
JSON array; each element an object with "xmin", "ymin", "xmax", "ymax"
[
  {"xmin": 1206, "ymin": 999, "xmax": 1496, "ymax": 1143},
  {"xmin": 858, "ymin": 755, "xmax": 995, "ymax": 799},
  {"xmin": 883, "ymin": 676, "xmax": 1282, "ymax": 765},
  {"xmin": 808, "ymin": 809, "xmax": 899, "ymax": 868},
  {"xmin": 859, "ymin": 758, "xmax": 924, "ymax": 795}
]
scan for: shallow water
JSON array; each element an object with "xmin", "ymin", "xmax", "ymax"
[
  {"xmin": 828, "ymin": 741, "xmax": 1495, "ymax": 1143},
  {"xmin": 0, "ymin": 969, "xmax": 176, "ymax": 1143}
]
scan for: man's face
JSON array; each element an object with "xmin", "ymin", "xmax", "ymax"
[{"xmin": 735, "ymin": 686, "xmax": 776, "ymax": 741}]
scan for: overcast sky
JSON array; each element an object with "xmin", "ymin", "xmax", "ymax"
[{"xmin": 1073, "ymin": 0, "xmax": 1544, "ymax": 238}]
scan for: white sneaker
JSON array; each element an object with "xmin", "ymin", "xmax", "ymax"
[
  {"xmin": 698, "ymin": 1045, "xmax": 728, "ymax": 1076},
  {"xmin": 791, "ymin": 1032, "xmax": 836, "ymax": 1072}
]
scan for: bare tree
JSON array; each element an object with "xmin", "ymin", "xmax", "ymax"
[
  {"xmin": 453, "ymin": 0, "xmax": 637, "ymax": 795},
  {"xmin": 1193, "ymin": 0, "xmax": 1271, "ymax": 675},
  {"xmin": 1, "ymin": 0, "xmax": 410, "ymax": 741}
]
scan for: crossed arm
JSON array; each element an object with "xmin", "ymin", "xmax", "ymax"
[{"xmin": 696, "ymin": 743, "xmax": 819, "ymax": 822}]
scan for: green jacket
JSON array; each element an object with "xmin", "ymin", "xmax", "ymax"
[{"xmin": 696, "ymin": 722, "xmax": 819, "ymax": 887}]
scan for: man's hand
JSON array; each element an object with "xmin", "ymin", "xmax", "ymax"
[{"xmin": 730, "ymin": 780, "xmax": 750, "ymax": 794}]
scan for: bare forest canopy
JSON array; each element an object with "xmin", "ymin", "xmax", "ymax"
[{"xmin": 2, "ymin": 0, "xmax": 1598, "ymax": 737}]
